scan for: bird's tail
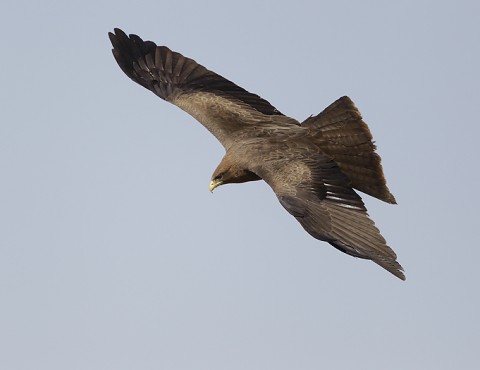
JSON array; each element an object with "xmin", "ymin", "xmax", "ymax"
[{"xmin": 302, "ymin": 96, "xmax": 396, "ymax": 204}]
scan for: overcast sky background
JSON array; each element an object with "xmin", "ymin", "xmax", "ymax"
[{"xmin": 1, "ymin": 1, "xmax": 479, "ymax": 369}]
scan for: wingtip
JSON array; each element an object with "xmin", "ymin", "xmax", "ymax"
[
  {"xmin": 386, "ymin": 192, "xmax": 397, "ymax": 205},
  {"xmin": 394, "ymin": 265, "xmax": 406, "ymax": 281},
  {"xmin": 108, "ymin": 31, "xmax": 116, "ymax": 45},
  {"xmin": 395, "ymin": 270, "xmax": 406, "ymax": 281},
  {"xmin": 108, "ymin": 28, "xmax": 131, "ymax": 48},
  {"xmin": 112, "ymin": 27, "xmax": 126, "ymax": 37},
  {"xmin": 375, "ymin": 258, "xmax": 406, "ymax": 281}
]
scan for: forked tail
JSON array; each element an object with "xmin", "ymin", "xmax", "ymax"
[{"xmin": 302, "ymin": 96, "xmax": 396, "ymax": 204}]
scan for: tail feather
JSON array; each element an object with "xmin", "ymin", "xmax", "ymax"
[{"xmin": 302, "ymin": 96, "xmax": 396, "ymax": 204}]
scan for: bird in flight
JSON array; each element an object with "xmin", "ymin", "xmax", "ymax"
[{"xmin": 109, "ymin": 28, "xmax": 405, "ymax": 280}]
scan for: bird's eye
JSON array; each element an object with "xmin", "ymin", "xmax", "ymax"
[{"xmin": 214, "ymin": 174, "xmax": 223, "ymax": 181}]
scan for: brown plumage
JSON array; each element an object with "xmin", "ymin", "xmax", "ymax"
[{"xmin": 109, "ymin": 28, "xmax": 405, "ymax": 280}]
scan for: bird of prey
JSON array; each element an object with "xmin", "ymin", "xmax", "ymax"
[{"xmin": 108, "ymin": 28, "xmax": 405, "ymax": 280}]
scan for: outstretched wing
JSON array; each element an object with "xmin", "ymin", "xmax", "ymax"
[
  {"xmin": 256, "ymin": 151, "xmax": 405, "ymax": 280},
  {"xmin": 303, "ymin": 96, "xmax": 396, "ymax": 204},
  {"xmin": 109, "ymin": 28, "xmax": 298, "ymax": 149}
]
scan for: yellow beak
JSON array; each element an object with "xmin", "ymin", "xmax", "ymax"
[{"xmin": 209, "ymin": 179, "xmax": 222, "ymax": 193}]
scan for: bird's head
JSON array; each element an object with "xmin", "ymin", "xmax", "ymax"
[
  {"xmin": 210, "ymin": 157, "xmax": 260, "ymax": 193},
  {"xmin": 209, "ymin": 173, "xmax": 225, "ymax": 193},
  {"xmin": 210, "ymin": 162, "xmax": 236, "ymax": 193}
]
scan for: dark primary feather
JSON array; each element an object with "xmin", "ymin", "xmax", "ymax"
[
  {"xmin": 109, "ymin": 28, "xmax": 404, "ymax": 280},
  {"xmin": 109, "ymin": 28, "xmax": 282, "ymax": 115},
  {"xmin": 109, "ymin": 29, "xmax": 295, "ymax": 148}
]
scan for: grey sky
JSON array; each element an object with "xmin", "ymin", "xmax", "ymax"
[{"xmin": 1, "ymin": 1, "xmax": 479, "ymax": 369}]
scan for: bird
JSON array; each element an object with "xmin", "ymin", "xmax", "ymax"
[{"xmin": 108, "ymin": 28, "xmax": 405, "ymax": 280}]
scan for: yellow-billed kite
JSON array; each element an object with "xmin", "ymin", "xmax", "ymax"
[{"xmin": 109, "ymin": 28, "xmax": 404, "ymax": 280}]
